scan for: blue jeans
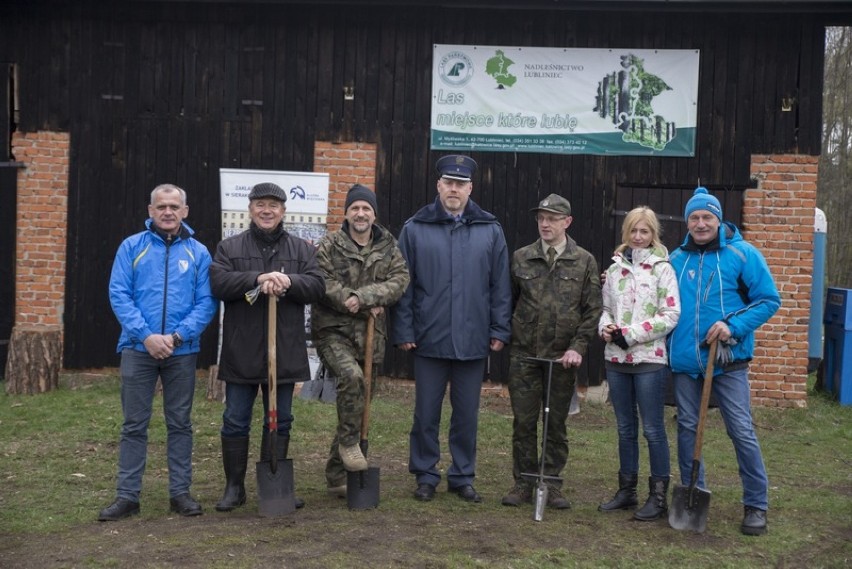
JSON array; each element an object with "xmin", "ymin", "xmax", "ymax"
[
  {"xmin": 117, "ymin": 349, "xmax": 197, "ymax": 501},
  {"xmin": 673, "ymin": 367, "xmax": 769, "ymax": 510},
  {"xmin": 606, "ymin": 366, "xmax": 670, "ymax": 479},
  {"xmin": 221, "ymin": 382, "xmax": 294, "ymax": 438},
  {"xmin": 409, "ymin": 355, "xmax": 486, "ymax": 488}
]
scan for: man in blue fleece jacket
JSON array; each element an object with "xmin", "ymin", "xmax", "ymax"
[{"xmin": 667, "ymin": 187, "xmax": 780, "ymax": 536}]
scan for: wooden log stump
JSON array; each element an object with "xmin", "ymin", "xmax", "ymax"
[
  {"xmin": 206, "ymin": 365, "xmax": 225, "ymax": 402},
  {"xmin": 5, "ymin": 325, "xmax": 62, "ymax": 395}
]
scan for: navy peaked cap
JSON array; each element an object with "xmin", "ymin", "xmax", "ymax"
[{"xmin": 436, "ymin": 154, "xmax": 477, "ymax": 182}]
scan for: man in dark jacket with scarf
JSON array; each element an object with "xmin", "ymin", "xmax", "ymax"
[
  {"xmin": 210, "ymin": 182, "xmax": 325, "ymax": 512},
  {"xmin": 312, "ymin": 184, "xmax": 410, "ymax": 498},
  {"xmin": 392, "ymin": 154, "xmax": 512, "ymax": 504}
]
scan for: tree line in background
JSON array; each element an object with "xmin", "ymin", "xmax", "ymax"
[{"xmin": 818, "ymin": 27, "xmax": 852, "ymax": 290}]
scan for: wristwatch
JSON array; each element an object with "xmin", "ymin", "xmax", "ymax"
[{"xmin": 172, "ymin": 332, "xmax": 183, "ymax": 348}]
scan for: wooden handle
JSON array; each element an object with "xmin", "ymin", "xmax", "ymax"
[
  {"xmin": 692, "ymin": 339, "xmax": 718, "ymax": 461},
  {"xmin": 360, "ymin": 314, "xmax": 376, "ymax": 441},
  {"xmin": 267, "ymin": 295, "xmax": 277, "ymax": 428}
]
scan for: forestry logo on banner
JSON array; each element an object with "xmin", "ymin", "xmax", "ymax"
[{"xmin": 439, "ymin": 51, "xmax": 474, "ymax": 87}]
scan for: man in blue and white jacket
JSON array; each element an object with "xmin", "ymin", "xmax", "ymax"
[
  {"xmin": 667, "ymin": 187, "xmax": 780, "ymax": 536},
  {"xmin": 100, "ymin": 184, "xmax": 217, "ymax": 521}
]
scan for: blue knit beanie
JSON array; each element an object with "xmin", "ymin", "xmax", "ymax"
[{"xmin": 684, "ymin": 187, "xmax": 722, "ymax": 221}]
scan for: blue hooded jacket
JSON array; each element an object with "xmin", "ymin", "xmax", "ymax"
[
  {"xmin": 392, "ymin": 196, "xmax": 512, "ymax": 360},
  {"xmin": 667, "ymin": 221, "xmax": 780, "ymax": 377},
  {"xmin": 109, "ymin": 219, "xmax": 217, "ymax": 355}
]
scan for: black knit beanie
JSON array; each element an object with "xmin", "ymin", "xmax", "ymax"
[{"xmin": 344, "ymin": 184, "xmax": 378, "ymax": 215}]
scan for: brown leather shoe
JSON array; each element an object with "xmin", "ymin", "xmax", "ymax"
[
  {"xmin": 547, "ymin": 487, "xmax": 571, "ymax": 509},
  {"xmin": 501, "ymin": 483, "xmax": 533, "ymax": 506}
]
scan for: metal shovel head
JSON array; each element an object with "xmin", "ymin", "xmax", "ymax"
[
  {"xmin": 298, "ymin": 378, "xmax": 323, "ymax": 400},
  {"xmin": 320, "ymin": 376, "xmax": 338, "ymax": 403},
  {"xmin": 532, "ymin": 483, "xmax": 549, "ymax": 522},
  {"xmin": 346, "ymin": 466, "xmax": 381, "ymax": 510},
  {"xmin": 669, "ymin": 483, "xmax": 712, "ymax": 533},
  {"xmin": 256, "ymin": 458, "xmax": 296, "ymax": 517}
]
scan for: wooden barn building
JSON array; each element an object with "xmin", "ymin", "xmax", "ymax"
[{"xmin": 2, "ymin": 0, "xmax": 851, "ymax": 406}]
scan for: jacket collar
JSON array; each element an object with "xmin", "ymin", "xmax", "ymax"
[
  {"xmin": 680, "ymin": 221, "xmax": 738, "ymax": 252},
  {"xmin": 146, "ymin": 218, "xmax": 192, "ymax": 242},
  {"xmin": 411, "ymin": 196, "xmax": 497, "ymax": 224}
]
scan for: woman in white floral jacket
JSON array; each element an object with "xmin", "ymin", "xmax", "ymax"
[{"xmin": 598, "ymin": 206, "xmax": 680, "ymax": 521}]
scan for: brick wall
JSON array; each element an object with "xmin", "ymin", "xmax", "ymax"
[
  {"xmin": 744, "ymin": 154, "xmax": 818, "ymax": 408},
  {"xmin": 12, "ymin": 131, "xmax": 69, "ymax": 329},
  {"xmin": 314, "ymin": 141, "xmax": 378, "ymax": 231}
]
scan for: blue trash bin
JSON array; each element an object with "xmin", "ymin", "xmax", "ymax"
[{"xmin": 823, "ymin": 287, "xmax": 852, "ymax": 405}]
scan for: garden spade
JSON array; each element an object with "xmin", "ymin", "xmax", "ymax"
[
  {"xmin": 256, "ymin": 294, "xmax": 296, "ymax": 517},
  {"xmin": 348, "ymin": 314, "xmax": 380, "ymax": 510},
  {"xmin": 669, "ymin": 339, "xmax": 718, "ymax": 533},
  {"xmin": 520, "ymin": 356, "xmax": 563, "ymax": 522}
]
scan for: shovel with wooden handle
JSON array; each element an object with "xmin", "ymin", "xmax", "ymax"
[
  {"xmin": 347, "ymin": 314, "xmax": 380, "ymax": 510},
  {"xmin": 669, "ymin": 339, "xmax": 718, "ymax": 533},
  {"xmin": 256, "ymin": 294, "xmax": 296, "ymax": 517}
]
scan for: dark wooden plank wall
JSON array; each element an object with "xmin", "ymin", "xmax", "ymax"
[
  {"xmin": 0, "ymin": 63, "xmax": 15, "ymax": 377},
  {"xmin": 0, "ymin": 2, "xmax": 841, "ymax": 382}
]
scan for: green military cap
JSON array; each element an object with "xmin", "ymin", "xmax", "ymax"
[{"xmin": 530, "ymin": 193, "xmax": 571, "ymax": 216}]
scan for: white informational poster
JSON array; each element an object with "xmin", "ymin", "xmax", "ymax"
[
  {"xmin": 219, "ymin": 168, "xmax": 329, "ymax": 242},
  {"xmin": 218, "ymin": 168, "xmax": 330, "ymax": 378},
  {"xmin": 431, "ymin": 44, "xmax": 700, "ymax": 156}
]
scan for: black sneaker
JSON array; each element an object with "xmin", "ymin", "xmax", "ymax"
[
  {"xmin": 169, "ymin": 493, "xmax": 203, "ymax": 517},
  {"xmin": 741, "ymin": 506, "xmax": 767, "ymax": 536},
  {"xmin": 98, "ymin": 498, "xmax": 140, "ymax": 521}
]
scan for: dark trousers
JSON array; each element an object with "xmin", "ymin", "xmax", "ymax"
[
  {"xmin": 508, "ymin": 356, "xmax": 574, "ymax": 488},
  {"xmin": 409, "ymin": 355, "xmax": 486, "ymax": 488}
]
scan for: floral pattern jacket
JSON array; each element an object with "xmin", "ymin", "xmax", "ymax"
[{"xmin": 598, "ymin": 246, "xmax": 680, "ymax": 364}]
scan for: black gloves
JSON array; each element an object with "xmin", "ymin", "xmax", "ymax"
[{"xmin": 610, "ymin": 328, "xmax": 630, "ymax": 350}]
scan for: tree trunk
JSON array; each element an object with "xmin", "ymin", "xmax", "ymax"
[{"xmin": 4, "ymin": 325, "xmax": 62, "ymax": 395}]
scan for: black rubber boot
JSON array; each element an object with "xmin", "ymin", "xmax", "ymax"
[
  {"xmin": 634, "ymin": 476, "xmax": 669, "ymax": 521},
  {"xmin": 260, "ymin": 432, "xmax": 305, "ymax": 509},
  {"xmin": 215, "ymin": 436, "xmax": 249, "ymax": 512},
  {"xmin": 598, "ymin": 472, "xmax": 638, "ymax": 512}
]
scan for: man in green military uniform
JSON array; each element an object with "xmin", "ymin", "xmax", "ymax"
[
  {"xmin": 311, "ymin": 184, "xmax": 410, "ymax": 497},
  {"xmin": 502, "ymin": 194, "xmax": 602, "ymax": 509}
]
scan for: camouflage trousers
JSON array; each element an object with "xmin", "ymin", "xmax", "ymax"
[
  {"xmin": 508, "ymin": 355, "xmax": 575, "ymax": 489},
  {"xmin": 316, "ymin": 337, "xmax": 374, "ymax": 487}
]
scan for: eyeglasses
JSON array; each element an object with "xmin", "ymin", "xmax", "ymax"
[{"xmin": 536, "ymin": 214, "xmax": 567, "ymax": 224}]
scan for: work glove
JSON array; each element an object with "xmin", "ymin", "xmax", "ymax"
[
  {"xmin": 244, "ymin": 285, "xmax": 262, "ymax": 305},
  {"xmin": 716, "ymin": 337, "xmax": 738, "ymax": 366}
]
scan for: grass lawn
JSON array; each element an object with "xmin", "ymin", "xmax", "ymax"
[{"xmin": 0, "ymin": 371, "xmax": 850, "ymax": 568}]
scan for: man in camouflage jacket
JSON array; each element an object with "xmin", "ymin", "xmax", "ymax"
[
  {"xmin": 502, "ymin": 194, "xmax": 602, "ymax": 510},
  {"xmin": 311, "ymin": 184, "xmax": 410, "ymax": 497}
]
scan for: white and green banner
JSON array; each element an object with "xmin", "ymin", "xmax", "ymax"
[{"xmin": 431, "ymin": 45, "xmax": 699, "ymax": 156}]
